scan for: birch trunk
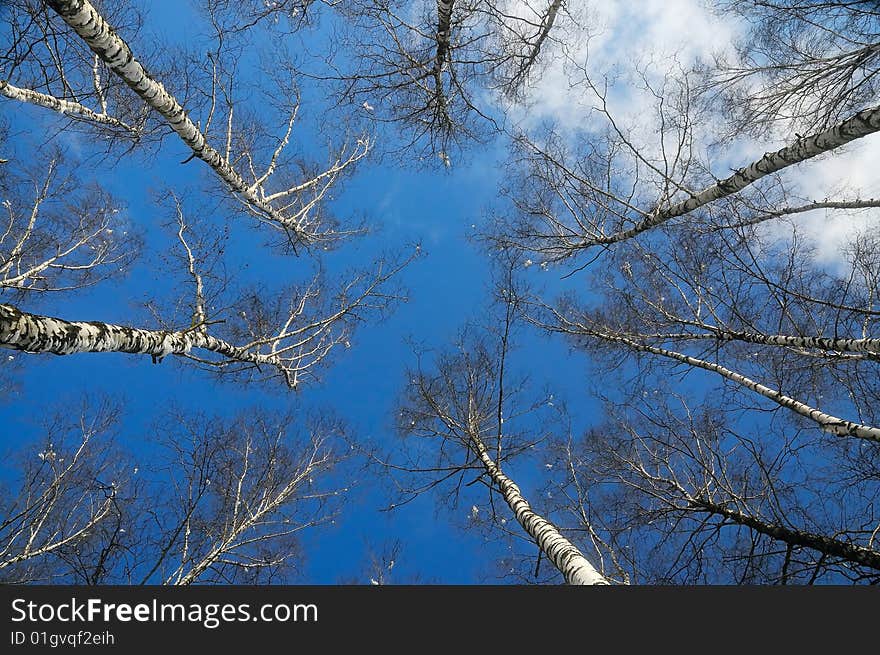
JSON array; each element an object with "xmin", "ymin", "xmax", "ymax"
[
  {"xmin": 585, "ymin": 327, "xmax": 880, "ymax": 442},
  {"xmin": 470, "ymin": 435, "xmax": 609, "ymax": 585},
  {"xmin": 431, "ymin": 0, "xmax": 455, "ymax": 118},
  {"xmin": 639, "ymin": 328, "xmax": 880, "ymax": 354},
  {"xmin": 584, "ymin": 103, "xmax": 880, "ymax": 248},
  {"xmin": 0, "ymin": 303, "xmax": 277, "ymax": 367},
  {"xmin": 0, "ymin": 80, "xmax": 136, "ymax": 133},
  {"xmin": 435, "ymin": 1, "xmax": 455, "ymax": 72},
  {"xmin": 43, "ymin": 0, "xmax": 316, "ymax": 241},
  {"xmin": 690, "ymin": 498, "xmax": 880, "ymax": 571},
  {"xmin": 519, "ymin": 0, "xmax": 563, "ymax": 83}
]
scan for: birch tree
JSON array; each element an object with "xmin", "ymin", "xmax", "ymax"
[
  {"xmin": 129, "ymin": 409, "xmax": 346, "ymax": 585},
  {"xmin": 528, "ymin": 220, "xmax": 880, "ymax": 439},
  {"xmin": 0, "ymin": 403, "xmax": 347, "ymax": 584},
  {"xmin": 541, "ymin": 390, "xmax": 880, "ymax": 584},
  {"xmin": 0, "ymin": 145, "xmax": 137, "ymax": 302},
  {"xmin": 483, "ymin": 0, "xmax": 880, "ymax": 267},
  {"xmin": 0, "ymin": 2, "xmax": 412, "ymax": 392},
  {"xmin": 477, "ymin": 3, "xmax": 880, "ymax": 584},
  {"xmin": 3, "ymin": 0, "xmax": 369, "ymax": 247},
  {"xmin": 1, "ymin": 2, "xmax": 411, "ymax": 589},
  {"xmin": 387, "ymin": 277, "xmax": 612, "ymax": 584},
  {"xmin": 0, "ymin": 192, "xmax": 411, "ymax": 389},
  {"xmin": 507, "ymin": 220, "xmax": 880, "ymax": 582},
  {"xmin": 0, "ymin": 400, "xmax": 126, "ymax": 583},
  {"xmin": 494, "ymin": 79, "xmax": 880, "ymax": 265},
  {"xmin": 1, "ymin": 0, "xmax": 157, "ymax": 146}
]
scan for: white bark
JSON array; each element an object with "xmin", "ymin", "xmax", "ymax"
[
  {"xmin": 45, "ymin": 0, "xmax": 367, "ymax": 246},
  {"xmin": 470, "ymin": 434, "xmax": 608, "ymax": 585},
  {"xmin": 0, "ymin": 497, "xmax": 114, "ymax": 570},
  {"xmin": 715, "ymin": 198, "xmax": 880, "ymax": 230},
  {"xmin": 638, "ymin": 328, "xmax": 880, "ymax": 355},
  {"xmin": 0, "ymin": 80, "xmax": 137, "ymax": 134},
  {"xmin": 0, "ymin": 303, "xmax": 295, "ymax": 381},
  {"xmin": 581, "ymin": 325, "xmax": 880, "ymax": 442},
  {"xmin": 0, "ymin": 302, "xmax": 250, "ymax": 356},
  {"xmin": 581, "ymin": 103, "xmax": 880, "ymax": 248},
  {"xmin": 0, "ymin": 156, "xmax": 127, "ymax": 292},
  {"xmin": 435, "ymin": 1, "xmax": 455, "ymax": 71}
]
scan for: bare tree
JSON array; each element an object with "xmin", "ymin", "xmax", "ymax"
[
  {"xmin": 385, "ymin": 273, "xmax": 611, "ymax": 584},
  {"xmin": 7, "ymin": 0, "xmax": 879, "ymax": 588},
  {"xmin": 0, "ymin": 400, "xmax": 126, "ymax": 583},
  {"xmin": 1, "ymin": 0, "xmax": 157, "ymax": 146},
  {"xmin": 3, "ymin": 0, "xmax": 370, "ymax": 248},
  {"xmin": 0, "ymin": 147, "xmax": 138, "ymax": 301},
  {"xmin": 0, "ymin": 401, "xmax": 347, "ymax": 585},
  {"xmin": 494, "ymin": 79, "xmax": 880, "ymax": 266},
  {"xmin": 135, "ymin": 409, "xmax": 346, "ymax": 585},
  {"xmin": 472, "ymin": 3, "xmax": 880, "ymax": 585},
  {"xmin": 706, "ymin": 1, "xmax": 880, "ymax": 137},
  {"xmin": 1, "ymin": 258, "xmax": 410, "ymax": 392},
  {"xmin": 529, "ymin": 222, "xmax": 880, "ymax": 438},
  {"xmin": 293, "ymin": 0, "xmax": 577, "ymax": 160},
  {"xmin": 1, "ymin": 20, "xmax": 413, "ymax": 392},
  {"xmin": 540, "ymin": 389, "xmax": 880, "ymax": 584},
  {"xmin": 503, "ymin": 216, "xmax": 880, "ymax": 583},
  {"xmin": 0, "ymin": 164, "xmax": 412, "ymax": 389},
  {"xmin": 1, "ymin": 0, "xmax": 421, "ymax": 586}
]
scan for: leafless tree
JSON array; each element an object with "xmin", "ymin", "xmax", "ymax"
[
  {"xmin": 0, "ymin": 146, "xmax": 138, "ymax": 303},
  {"xmin": 530, "ymin": 221, "xmax": 880, "ymax": 440},
  {"xmin": 0, "ymin": 401, "xmax": 347, "ymax": 584},
  {"xmin": 539, "ymin": 388, "xmax": 880, "ymax": 584},
  {"xmin": 508, "ymin": 218, "xmax": 880, "ymax": 582},
  {"xmin": 3, "ymin": 0, "xmax": 370, "ymax": 248},
  {"xmin": 705, "ymin": 0, "xmax": 880, "ymax": 138},
  {"xmin": 472, "ymin": 3, "xmax": 880, "ymax": 584},
  {"xmin": 6, "ymin": 0, "xmax": 880, "ymax": 587},
  {"xmin": 0, "ymin": 174, "xmax": 412, "ymax": 390},
  {"xmin": 285, "ymin": 0, "xmax": 578, "ymax": 160},
  {"xmin": 1, "ymin": 1, "xmax": 419, "ymax": 588},
  {"xmin": 493, "ymin": 71, "xmax": 880, "ymax": 268},
  {"xmin": 1, "ymin": 0, "xmax": 417, "ymax": 391},
  {"xmin": 0, "ymin": 399, "xmax": 126, "ymax": 583},
  {"xmin": 1, "ymin": 0, "xmax": 157, "ymax": 147},
  {"xmin": 132, "ymin": 408, "xmax": 346, "ymax": 585},
  {"xmin": 382, "ymin": 270, "xmax": 611, "ymax": 584}
]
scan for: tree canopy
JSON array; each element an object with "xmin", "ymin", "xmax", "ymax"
[{"xmin": 2, "ymin": 0, "xmax": 879, "ymax": 585}]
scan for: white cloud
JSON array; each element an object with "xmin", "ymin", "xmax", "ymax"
[
  {"xmin": 508, "ymin": 0, "xmax": 740, "ymax": 131},
  {"xmin": 495, "ymin": 2, "xmax": 877, "ymax": 265},
  {"xmin": 760, "ymin": 134, "xmax": 880, "ymax": 265}
]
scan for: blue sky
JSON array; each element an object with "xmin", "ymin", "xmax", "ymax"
[
  {"xmin": 0, "ymin": 132, "xmax": 598, "ymax": 583},
  {"xmin": 4, "ymin": 0, "xmax": 879, "ymax": 586},
  {"xmin": 0, "ymin": 0, "xmax": 609, "ymax": 584}
]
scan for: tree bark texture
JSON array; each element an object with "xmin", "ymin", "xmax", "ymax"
[{"xmin": 472, "ymin": 437, "xmax": 609, "ymax": 585}]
